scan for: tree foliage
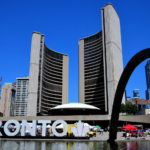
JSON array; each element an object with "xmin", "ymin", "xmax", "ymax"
[
  {"xmin": 0, "ymin": 112, "xmax": 3, "ymax": 117},
  {"xmin": 120, "ymin": 103, "xmax": 138, "ymax": 115},
  {"xmin": 120, "ymin": 104, "xmax": 126, "ymax": 113}
]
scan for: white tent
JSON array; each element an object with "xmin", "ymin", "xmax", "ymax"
[
  {"xmin": 56, "ymin": 124, "xmax": 64, "ymax": 129},
  {"xmin": 46, "ymin": 125, "xmax": 51, "ymax": 128}
]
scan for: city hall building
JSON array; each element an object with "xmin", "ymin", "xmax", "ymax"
[
  {"xmin": 79, "ymin": 4, "xmax": 124, "ymax": 115},
  {"xmin": 27, "ymin": 32, "xmax": 68, "ymax": 116},
  {"xmin": 27, "ymin": 4, "xmax": 124, "ymax": 116}
]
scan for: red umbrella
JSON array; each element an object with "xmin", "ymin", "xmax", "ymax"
[{"xmin": 122, "ymin": 124, "xmax": 138, "ymax": 131}]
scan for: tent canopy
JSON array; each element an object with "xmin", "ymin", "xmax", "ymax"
[
  {"xmin": 122, "ymin": 124, "xmax": 138, "ymax": 130},
  {"xmin": 94, "ymin": 125, "xmax": 101, "ymax": 129}
]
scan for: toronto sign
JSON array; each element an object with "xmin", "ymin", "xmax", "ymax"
[{"xmin": 0, "ymin": 120, "xmax": 90, "ymax": 137}]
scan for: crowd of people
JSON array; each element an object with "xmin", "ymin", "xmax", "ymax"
[{"xmin": 123, "ymin": 130, "xmax": 150, "ymax": 139}]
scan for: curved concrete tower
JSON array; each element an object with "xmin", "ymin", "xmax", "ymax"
[
  {"xmin": 27, "ymin": 32, "xmax": 68, "ymax": 116},
  {"xmin": 79, "ymin": 4, "xmax": 124, "ymax": 115}
]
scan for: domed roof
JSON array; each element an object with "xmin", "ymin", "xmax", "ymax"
[{"xmin": 51, "ymin": 103, "xmax": 100, "ymax": 110}]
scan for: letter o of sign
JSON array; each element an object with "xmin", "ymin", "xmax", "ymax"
[
  {"xmin": 52, "ymin": 120, "xmax": 68, "ymax": 137},
  {"xmin": 0, "ymin": 121, "xmax": 2, "ymax": 136},
  {"xmin": 4, "ymin": 120, "xmax": 20, "ymax": 136}
]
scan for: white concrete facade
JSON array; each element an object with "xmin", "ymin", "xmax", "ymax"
[
  {"xmin": 62, "ymin": 55, "xmax": 69, "ymax": 104},
  {"xmin": 27, "ymin": 32, "xmax": 68, "ymax": 116},
  {"xmin": 27, "ymin": 32, "xmax": 44, "ymax": 116},
  {"xmin": 102, "ymin": 4, "xmax": 125, "ymax": 115},
  {"xmin": 78, "ymin": 39, "xmax": 85, "ymax": 103},
  {"xmin": 79, "ymin": 4, "xmax": 124, "ymax": 115}
]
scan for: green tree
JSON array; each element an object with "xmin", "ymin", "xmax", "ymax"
[
  {"xmin": 120, "ymin": 103, "xmax": 126, "ymax": 113},
  {"xmin": 0, "ymin": 112, "xmax": 3, "ymax": 117},
  {"xmin": 125, "ymin": 103, "xmax": 138, "ymax": 115}
]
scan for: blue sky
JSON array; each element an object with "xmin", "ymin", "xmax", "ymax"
[{"xmin": 0, "ymin": 0, "xmax": 150, "ymax": 101}]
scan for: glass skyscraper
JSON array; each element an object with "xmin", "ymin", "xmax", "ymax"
[{"xmin": 145, "ymin": 60, "xmax": 150, "ymax": 100}]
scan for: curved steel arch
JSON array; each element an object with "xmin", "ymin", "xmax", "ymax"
[{"xmin": 108, "ymin": 48, "xmax": 150, "ymax": 142}]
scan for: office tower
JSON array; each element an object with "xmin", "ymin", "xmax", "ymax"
[
  {"xmin": 0, "ymin": 86, "xmax": 1, "ymax": 101},
  {"xmin": 14, "ymin": 77, "xmax": 29, "ymax": 116},
  {"xmin": 0, "ymin": 87, "xmax": 1, "ymax": 101},
  {"xmin": 0, "ymin": 83, "xmax": 16, "ymax": 117},
  {"xmin": 79, "ymin": 4, "xmax": 124, "ymax": 115},
  {"xmin": 145, "ymin": 60, "xmax": 150, "ymax": 100},
  {"xmin": 27, "ymin": 32, "xmax": 68, "ymax": 116},
  {"xmin": 133, "ymin": 89, "xmax": 140, "ymax": 98}
]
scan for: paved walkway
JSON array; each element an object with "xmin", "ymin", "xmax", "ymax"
[{"xmin": 90, "ymin": 132, "xmax": 150, "ymax": 141}]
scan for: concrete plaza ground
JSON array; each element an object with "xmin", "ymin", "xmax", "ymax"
[{"xmin": 90, "ymin": 132, "xmax": 150, "ymax": 141}]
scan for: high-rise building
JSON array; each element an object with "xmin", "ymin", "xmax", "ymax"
[
  {"xmin": 0, "ymin": 83, "xmax": 16, "ymax": 117},
  {"xmin": 14, "ymin": 77, "xmax": 29, "ymax": 116},
  {"xmin": 27, "ymin": 32, "xmax": 68, "ymax": 116},
  {"xmin": 133, "ymin": 89, "xmax": 140, "ymax": 98},
  {"xmin": 0, "ymin": 87, "xmax": 1, "ymax": 101},
  {"xmin": 0, "ymin": 77, "xmax": 2, "ymax": 101},
  {"xmin": 79, "ymin": 4, "xmax": 124, "ymax": 115},
  {"xmin": 145, "ymin": 60, "xmax": 150, "ymax": 100}
]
